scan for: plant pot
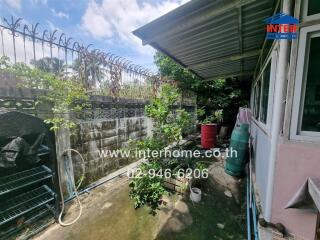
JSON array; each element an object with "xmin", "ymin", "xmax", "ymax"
[
  {"xmin": 189, "ymin": 187, "xmax": 202, "ymax": 203},
  {"xmin": 201, "ymin": 123, "xmax": 217, "ymax": 149}
]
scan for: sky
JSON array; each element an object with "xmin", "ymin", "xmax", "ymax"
[{"xmin": 0, "ymin": 0, "xmax": 189, "ymax": 71}]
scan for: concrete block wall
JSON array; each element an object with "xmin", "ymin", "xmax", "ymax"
[
  {"xmin": 0, "ymin": 83, "xmax": 195, "ymax": 189},
  {"xmin": 70, "ymin": 116, "xmax": 152, "ymax": 186}
]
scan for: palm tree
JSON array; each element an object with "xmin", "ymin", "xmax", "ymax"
[{"xmin": 30, "ymin": 57, "xmax": 64, "ymax": 74}]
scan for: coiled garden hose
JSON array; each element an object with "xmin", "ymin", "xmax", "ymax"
[{"xmin": 57, "ymin": 148, "xmax": 85, "ymax": 226}]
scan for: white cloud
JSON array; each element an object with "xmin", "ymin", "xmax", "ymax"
[
  {"xmin": 81, "ymin": 0, "xmax": 189, "ymax": 55},
  {"xmin": 51, "ymin": 8, "xmax": 69, "ymax": 19},
  {"xmin": 4, "ymin": 0, "xmax": 21, "ymax": 10},
  {"xmin": 81, "ymin": 1, "xmax": 113, "ymax": 38},
  {"xmin": 30, "ymin": 0, "xmax": 47, "ymax": 5},
  {"xmin": 46, "ymin": 20, "xmax": 62, "ymax": 32}
]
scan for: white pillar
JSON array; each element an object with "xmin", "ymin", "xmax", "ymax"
[{"xmin": 265, "ymin": 0, "xmax": 291, "ymax": 221}]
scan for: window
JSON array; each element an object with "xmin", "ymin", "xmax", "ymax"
[
  {"xmin": 307, "ymin": 0, "xmax": 320, "ymax": 16},
  {"xmin": 301, "ymin": 36, "xmax": 320, "ymax": 132},
  {"xmin": 291, "ymin": 25, "xmax": 320, "ymax": 141},
  {"xmin": 303, "ymin": 0, "xmax": 320, "ymax": 21},
  {"xmin": 252, "ymin": 49, "xmax": 277, "ymax": 129},
  {"xmin": 260, "ymin": 62, "xmax": 271, "ymax": 124},
  {"xmin": 251, "ymin": 2, "xmax": 277, "ymax": 126}
]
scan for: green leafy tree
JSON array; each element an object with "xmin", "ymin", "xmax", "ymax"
[
  {"xmin": 30, "ymin": 57, "xmax": 64, "ymax": 74},
  {"xmin": 129, "ymin": 84, "xmax": 194, "ymax": 213},
  {"xmin": 197, "ymin": 78, "xmax": 250, "ymax": 124},
  {"xmin": 145, "ymin": 84, "xmax": 193, "ymax": 144},
  {"xmin": 154, "ymin": 52, "xmax": 201, "ymax": 91},
  {"xmin": 0, "ymin": 57, "xmax": 88, "ymax": 131},
  {"xmin": 72, "ymin": 56, "xmax": 105, "ymax": 88},
  {"xmin": 154, "ymin": 52, "xmax": 250, "ymax": 125}
]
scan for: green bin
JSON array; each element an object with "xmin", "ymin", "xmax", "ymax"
[{"xmin": 225, "ymin": 123, "xmax": 249, "ymax": 177}]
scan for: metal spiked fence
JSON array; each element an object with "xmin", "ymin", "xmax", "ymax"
[{"xmin": 0, "ymin": 16, "xmax": 161, "ymax": 100}]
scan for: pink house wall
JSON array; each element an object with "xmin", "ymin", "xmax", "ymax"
[{"xmin": 271, "ymin": 143, "xmax": 320, "ymax": 240}]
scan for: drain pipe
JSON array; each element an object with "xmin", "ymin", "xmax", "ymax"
[
  {"xmin": 252, "ymin": 194, "xmax": 259, "ymax": 240},
  {"xmin": 265, "ymin": 0, "xmax": 291, "ymax": 221},
  {"xmin": 247, "ymin": 177, "xmax": 252, "ymax": 240},
  {"xmin": 65, "ymin": 159, "xmax": 146, "ymax": 203}
]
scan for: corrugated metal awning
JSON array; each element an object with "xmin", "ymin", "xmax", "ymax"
[{"xmin": 133, "ymin": 0, "xmax": 275, "ymax": 80}]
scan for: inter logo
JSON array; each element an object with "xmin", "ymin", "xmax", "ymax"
[{"xmin": 264, "ymin": 13, "xmax": 299, "ymax": 40}]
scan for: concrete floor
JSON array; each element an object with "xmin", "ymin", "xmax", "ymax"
[
  {"xmin": 35, "ymin": 176, "xmax": 159, "ymax": 240},
  {"xmin": 34, "ymin": 167, "xmax": 246, "ymax": 240}
]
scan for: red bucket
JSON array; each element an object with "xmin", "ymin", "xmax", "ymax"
[{"xmin": 201, "ymin": 124, "xmax": 217, "ymax": 149}]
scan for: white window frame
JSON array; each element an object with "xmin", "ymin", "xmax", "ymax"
[
  {"xmin": 290, "ymin": 24, "xmax": 320, "ymax": 142},
  {"xmin": 250, "ymin": 84, "xmax": 254, "ymax": 110},
  {"xmin": 252, "ymin": 50, "xmax": 277, "ymax": 133},
  {"xmin": 302, "ymin": 0, "xmax": 320, "ymax": 22},
  {"xmin": 253, "ymin": 78, "xmax": 261, "ymax": 120}
]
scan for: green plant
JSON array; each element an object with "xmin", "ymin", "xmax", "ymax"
[
  {"xmin": 195, "ymin": 162, "xmax": 206, "ymax": 171},
  {"xmin": 128, "ymin": 137, "xmax": 166, "ymax": 162},
  {"xmin": 202, "ymin": 109, "xmax": 223, "ymax": 124},
  {"xmin": 196, "ymin": 106, "xmax": 206, "ymax": 124},
  {"xmin": 129, "ymin": 162, "xmax": 166, "ymax": 215},
  {"xmin": 0, "ymin": 57, "xmax": 88, "ymax": 131},
  {"xmin": 154, "ymin": 52, "xmax": 201, "ymax": 91},
  {"xmin": 129, "ymin": 84, "xmax": 194, "ymax": 212},
  {"xmin": 145, "ymin": 84, "xmax": 192, "ymax": 144},
  {"xmin": 196, "ymin": 107, "xmax": 205, "ymax": 118},
  {"xmin": 154, "ymin": 51, "xmax": 251, "ymax": 125}
]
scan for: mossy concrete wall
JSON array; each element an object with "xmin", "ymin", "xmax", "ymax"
[
  {"xmin": 0, "ymin": 85, "xmax": 195, "ymax": 190},
  {"xmin": 70, "ymin": 116, "xmax": 152, "ymax": 186}
]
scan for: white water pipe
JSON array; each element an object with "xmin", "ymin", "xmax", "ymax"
[
  {"xmin": 264, "ymin": 0, "xmax": 291, "ymax": 221},
  {"xmin": 57, "ymin": 148, "xmax": 85, "ymax": 226}
]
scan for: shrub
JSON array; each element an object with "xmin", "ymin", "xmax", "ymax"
[{"xmin": 128, "ymin": 84, "xmax": 194, "ymax": 212}]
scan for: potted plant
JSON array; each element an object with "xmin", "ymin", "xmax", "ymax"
[{"xmin": 196, "ymin": 107, "xmax": 206, "ymax": 131}]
